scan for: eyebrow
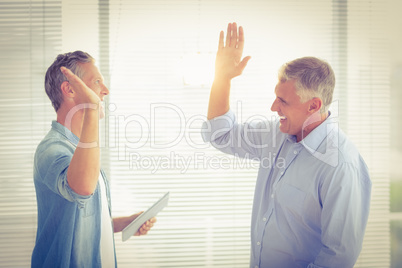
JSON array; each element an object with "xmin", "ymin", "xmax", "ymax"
[
  {"xmin": 94, "ymin": 75, "xmax": 104, "ymax": 82},
  {"xmin": 274, "ymin": 85, "xmax": 288, "ymax": 104},
  {"xmin": 277, "ymin": 96, "xmax": 287, "ymax": 104}
]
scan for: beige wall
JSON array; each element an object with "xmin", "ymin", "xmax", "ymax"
[
  {"xmin": 62, "ymin": 0, "xmax": 99, "ymax": 60},
  {"xmin": 389, "ymin": 0, "xmax": 402, "ymax": 178}
]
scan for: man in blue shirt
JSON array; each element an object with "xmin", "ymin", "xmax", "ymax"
[
  {"xmin": 32, "ymin": 51, "xmax": 156, "ymax": 267},
  {"xmin": 202, "ymin": 23, "xmax": 371, "ymax": 268}
]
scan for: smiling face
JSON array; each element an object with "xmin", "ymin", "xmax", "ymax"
[{"xmin": 270, "ymin": 80, "xmax": 313, "ymax": 141}]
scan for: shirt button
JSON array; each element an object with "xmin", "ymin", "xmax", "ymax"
[
  {"xmin": 257, "ymin": 241, "xmax": 261, "ymax": 246},
  {"xmin": 255, "ymin": 266, "xmax": 259, "ymax": 268},
  {"xmin": 271, "ymin": 194, "xmax": 274, "ymax": 198},
  {"xmin": 280, "ymin": 171, "xmax": 284, "ymax": 175},
  {"xmin": 263, "ymin": 217, "xmax": 267, "ymax": 222},
  {"xmin": 294, "ymin": 150, "xmax": 298, "ymax": 154}
]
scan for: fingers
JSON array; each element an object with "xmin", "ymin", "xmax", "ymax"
[
  {"xmin": 231, "ymin": 22, "xmax": 238, "ymax": 48},
  {"xmin": 60, "ymin": 66, "xmax": 70, "ymax": 76},
  {"xmin": 134, "ymin": 218, "xmax": 156, "ymax": 236},
  {"xmin": 60, "ymin": 66, "xmax": 86, "ymax": 89},
  {"xmin": 238, "ymin": 26, "xmax": 245, "ymax": 50},
  {"xmin": 223, "ymin": 22, "xmax": 241, "ymax": 48},
  {"xmin": 215, "ymin": 22, "xmax": 250, "ymax": 80},
  {"xmin": 239, "ymin": 56, "xmax": 252, "ymax": 72},
  {"xmin": 225, "ymin": 23, "xmax": 231, "ymax": 47},
  {"xmin": 60, "ymin": 66, "xmax": 76, "ymax": 82},
  {"xmin": 60, "ymin": 66, "xmax": 72, "ymax": 83},
  {"xmin": 218, "ymin": 31, "xmax": 224, "ymax": 49}
]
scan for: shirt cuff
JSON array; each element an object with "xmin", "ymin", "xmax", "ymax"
[
  {"xmin": 58, "ymin": 171, "xmax": 94, "ymax": 209},
  {"xmin": 201, "ymin": 110, "xmax": 236, "ymax": 142}
]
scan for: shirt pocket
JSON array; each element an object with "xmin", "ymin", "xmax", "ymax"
[
  {"xmin": 82, "ymin": 202, "xmax": 96, "ymax": 218},
  {"xmin": 276, "ymin": 182, "xmax": 306, "ymax": 215}
]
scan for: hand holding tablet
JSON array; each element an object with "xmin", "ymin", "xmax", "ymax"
[{"xmin": 122, "ymin": 192, "xmax": 170, "ymax": 241}]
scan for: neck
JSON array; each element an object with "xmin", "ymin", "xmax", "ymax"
[
  {"xmin": 297, "ymin": 110, "xmax": 329, "ymax": 142},
  {"xmin": 57, "ymin": 105, "xmax": 85, "ymax": 138}
]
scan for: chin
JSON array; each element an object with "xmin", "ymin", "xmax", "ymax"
[
  {"xmin": 99, "ymin": 108, "xmax": 105, "ymax": 120},
  {"xmin": 279, "ymin": 124, "xmax": 288, "ymax": 134}
]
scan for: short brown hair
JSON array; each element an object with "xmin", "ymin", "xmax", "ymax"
[{"xmin": 45, "ymin": 51, "xmax": 94, "ymax": 112}]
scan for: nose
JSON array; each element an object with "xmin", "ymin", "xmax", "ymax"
[
  {"xmin": 271, "ymin": 98, "xmax": 279, "ymax": 112},
  {"xmin": 101, "ymin": 84, "xmax": 110, "ymax": 96}
]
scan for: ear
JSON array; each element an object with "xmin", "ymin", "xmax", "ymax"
[
  {"xmin": 308, "ymin": 97, "xmax": 323, "ymax": 113},
  {"xmin": 60, "ymin": 81, "xmax": 74, "ymax": 97}
]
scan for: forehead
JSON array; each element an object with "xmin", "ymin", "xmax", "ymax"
[{"xmin": 275, "ymin": 80, "xmax": 298, "ymax": 98}]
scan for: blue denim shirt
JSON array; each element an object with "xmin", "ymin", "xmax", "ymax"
[
  {"xmin": 32, "ymin": 121, "xmax": 117, "ymax": 268},
  {"xmin": 202, "ymin": 110, "xmax": 371, "ymax": 268}
]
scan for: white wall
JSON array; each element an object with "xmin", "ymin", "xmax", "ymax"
[
  {"xmin": 388, "ymin": 0, "xmax": 402, "ymax": 179},
  {"xmin": 62, "ymin": 0, "xmax": 100, "ymax": 60}
]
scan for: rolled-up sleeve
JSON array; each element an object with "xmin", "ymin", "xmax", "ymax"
[
  {"xmin": 35, "ymin": 140, "xmax": 93, "ymax": 208},
  {"xmin": 57, "ymin": 166, "xmax": 93, "ymax": 209}
]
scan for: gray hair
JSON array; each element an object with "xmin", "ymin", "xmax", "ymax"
[
  {"xmin": 278, "ymin": 57, "xmax": 335, "ymax": 112},
  {"xmin": 45, "ymin": 51, "xmax": 94, "ymax": 112}
]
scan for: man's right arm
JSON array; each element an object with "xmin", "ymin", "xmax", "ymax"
[
  {"xmin": 61, "ymin": 67, "xmax": 101, "ymax": 196},
  {"xmin": 207, "ymin": 22, "xmax": 250, "ymax": 120},
  {"xmin": 203, "ymin": 23, "xmax": 273, "ymax": 159},
  {"xmin": 68, "ymin": 107, "xmax": 100, "ymax": 196}
]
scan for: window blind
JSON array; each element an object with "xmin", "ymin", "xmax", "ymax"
[
  {"xmin": 344, "ymin": 1, "xmax": 390, "ymax": 266},
  {"xmin": 106, "ymin": 0, "xmax": 390, "ymax": 267},
  {"xmin": 0, "ymin": 0, "xmax": 390, "ymax": 267},
  {"xmin": 0, "ymin": 0, "xmax": 62, "ymax": 267}
]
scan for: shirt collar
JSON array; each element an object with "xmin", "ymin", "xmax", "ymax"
[
  {"xmin": 52, "ymin": 120, "xmax": 79, "ymax": 146},
  {"xmin": 286, "ymin": 111, "xmax": 337, "ymax": 151}
]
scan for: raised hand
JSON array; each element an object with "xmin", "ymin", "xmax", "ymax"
[
  {"xmin": 60, "ymin": 66, "xmax": 101, "ymax": 106},
  {"xmin": 214, "ymin": 22, "xmax": 251, "ymax": 81},
  {"xmin": 207, "ymin": 23, "xmax": 251, "ymax": 120}
]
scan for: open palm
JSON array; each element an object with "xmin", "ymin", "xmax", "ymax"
[{"xmin": 215, "ymin": 23, "xmax": 251, "ymax": 80}]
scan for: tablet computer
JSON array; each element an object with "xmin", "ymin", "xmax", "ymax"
[{"xmin": 122, "ymin": 192, "xmax": 170, "ymax": 241}]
